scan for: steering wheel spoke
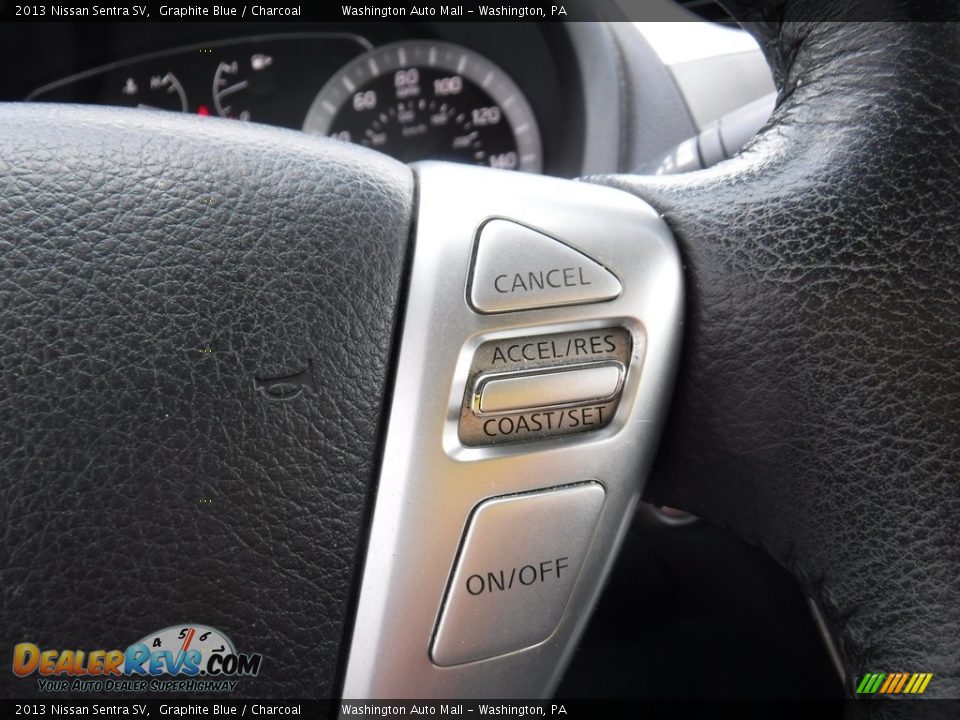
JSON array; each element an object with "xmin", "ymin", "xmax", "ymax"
[{"xmin": 342, "ymin": 162, "xmax": 683, "ymax": 697}]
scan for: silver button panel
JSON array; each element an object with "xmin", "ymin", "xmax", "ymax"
[
  {"xmin": 341, "ymin": 163, "xmax": 684, "ymax": 699},
  {"xmin": 432, "ymin": 483, "xmax": 605, "ymax": 667}
]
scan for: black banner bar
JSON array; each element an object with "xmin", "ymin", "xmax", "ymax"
[
  {"xmin": 5, "ymin": 699, "xmax": 960, "ymax": 720},
  {"xmin": 0, "ymin": 0, "xmax": 956, "ymax": 23}
]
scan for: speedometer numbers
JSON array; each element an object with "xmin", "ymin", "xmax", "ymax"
[{"xmin": 303, "ymin": 42, "xmax": 542, "ymax": 173}]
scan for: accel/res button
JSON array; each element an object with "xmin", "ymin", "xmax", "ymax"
[{"xmin": 476, "ymin": 363, "xmax": 623, "ymax": 414}]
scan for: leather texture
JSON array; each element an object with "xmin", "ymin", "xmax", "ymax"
[
  {"xmin": 594, "ymin": 15, "xmax": 960, "ymax": 702},
  {"xmin": 0, "ymin": 104, "xmax": 413, "ymax": 698}
]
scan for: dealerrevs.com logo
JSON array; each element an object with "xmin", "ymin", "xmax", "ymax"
[{"xmin": 12, "ymin": 624, "xmax": 262, "ymax": 693}]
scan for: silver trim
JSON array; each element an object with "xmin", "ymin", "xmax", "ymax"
[
  {"xmin": 473, "ymin": 361, "xmax": 624, "ymax": 416},
  {"xmin": 341, "ymin": 162, "xmax": 684, "ymax": 699},
  {"xmin": 807, "ymin": 597, "xmax": 847, "ymax": 685}
]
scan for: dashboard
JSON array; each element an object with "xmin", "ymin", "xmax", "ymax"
[
  {"xmin": 30, "ymin": 34, "xmax": 544, "ymax": 172},
  {"xmin": 4, "ymin": 23, "xmax": 596, "ymax": 176},
  {"xmin": 2, "ymin": 19, "xmax": 770, "ymax": 178}
]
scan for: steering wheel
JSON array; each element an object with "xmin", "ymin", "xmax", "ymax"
[{"xmin": 1, "ymin": 3, "xmax": 957, "ymax": 703}]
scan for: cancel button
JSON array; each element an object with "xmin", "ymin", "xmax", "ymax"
[
  {"xmin": 469, "ymin": 219, "xmax": 622, "ymax": 314},
  {"xmin": 493, "ymin": 266, "xmax": 593, "ymax": 294},
  {"xmin": 431, "ymin": 483, "xmax": 605, "ymax": 667}
]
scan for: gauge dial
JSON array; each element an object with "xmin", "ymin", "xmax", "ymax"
[
  {"xmin": 213, "ymin": 51, "xmax": 278, "ymax": 121},
  {"xmin": 303, "ymin": 41, "xmax": 542, "ymax": 173},
  {"xmin": 118, "ymin": 71, "xmax": 187, "ymax": 112}
]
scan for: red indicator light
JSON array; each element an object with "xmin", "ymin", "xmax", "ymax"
[{"xmin": 197, "ymin": 105, "xmax": 210, "ymax": 117}]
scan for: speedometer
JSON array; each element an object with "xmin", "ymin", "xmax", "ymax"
[{"xmin": 302, "ymin": 41, "xmax": 542, "ymax": 173}]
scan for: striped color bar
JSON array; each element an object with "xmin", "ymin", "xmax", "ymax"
[{"xmin": 856, "ymin": 673, "xmax": 933, "ymax": 695}]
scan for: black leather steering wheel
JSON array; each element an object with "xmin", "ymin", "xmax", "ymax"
[
  {"xmin": 1, "ymin": 4, "xmax": 957, "ymax": 704},
  {"xmin": 596, "ymin": 13, "xmax": 960, "ymax": 700}
]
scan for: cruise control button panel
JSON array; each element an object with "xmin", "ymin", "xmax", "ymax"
[
  {"xmin": 458, "ymin": 327, "xmax": 635, "ymax": 447},
  {"xmin": 431, "ymin": 483, "xmax": 605, "ymax": 667},
  {"xmin": 468, "ymin": 219, "xmax": 622, "ymax": 314},
  {"xmin": 341, "ymin": 163, "xmax": 684, "ymax": 699}
]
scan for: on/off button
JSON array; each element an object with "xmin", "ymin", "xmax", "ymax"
[
  {"xmin": 468, "ymin": 219, "xmax": 622, "ymax": 314},
  {"xmin": 431, "ymin": 483, "xmax": 605, "ymax": 667}
]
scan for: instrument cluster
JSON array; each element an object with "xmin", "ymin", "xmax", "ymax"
[{"xmin": 30, "ymin": 32, "xmax": 548, "ymax": 174}]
